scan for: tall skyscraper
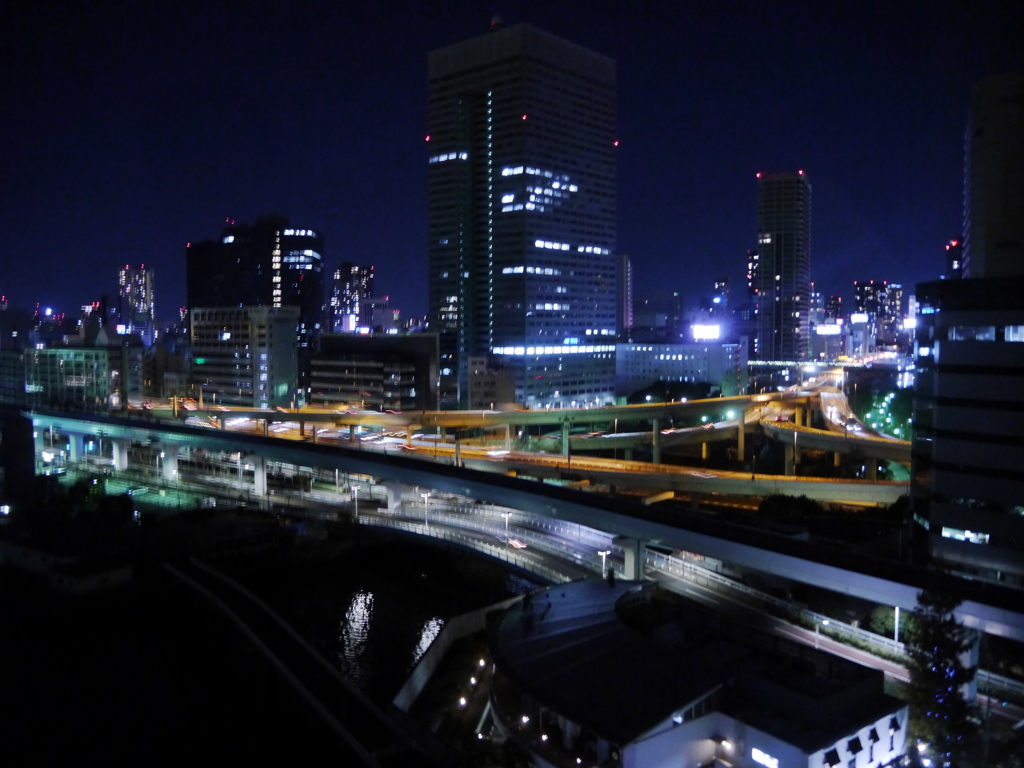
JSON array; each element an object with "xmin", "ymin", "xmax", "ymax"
[
  {"xmin": 427, "ymin": 21, "xmax": 618, "ymax": 408},
  {"xmin": 618, "ymin": 254, "xmax": 633, "ymax": 333},
  {"xmin": 186, "ymin": 215, "xmax": 325, "ymax": 386},
  {"xmin": 117, "ymin": 265, "xmax": 155, "ymax": 346},
  {"xmin": 755, "ymin": 171, "xmax": 811, "ymax": 361},
  {"xmin": 963, "ymin": 73, "xmax": 1024, "ymax": 278},
  {"xmin": 330, "ymin": 262, "xmax": 374, "ymax": 332}
]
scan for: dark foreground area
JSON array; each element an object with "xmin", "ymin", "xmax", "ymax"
[{"xmin": 0, "ymin": 529, "xmax": 533, "ymax": 764}]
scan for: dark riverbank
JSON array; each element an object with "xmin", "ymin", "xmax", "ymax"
[{"xmin": 0, "ymin": 528, "xmax": 535, "ymax": 763}]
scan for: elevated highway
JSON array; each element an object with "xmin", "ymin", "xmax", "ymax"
[{"xmin": 25, "ymin": 407, "xmax": 1024, "ymax": 642}]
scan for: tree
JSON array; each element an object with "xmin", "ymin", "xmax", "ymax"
[{"xmin": 905, "ymin": 583, "xmax": 978, "ymax": 764}]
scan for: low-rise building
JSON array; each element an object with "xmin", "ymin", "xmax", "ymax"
[
  {"xmin": 309, "ymin": 333, "xmax": 438, "ymax": 411},
  {"xmin": 616, "ymin": 342, "xmax": 747, "ymax": 397},
  {"xmin": 490, "ymin": 580, "xmax": 907, "ymax": 768}
]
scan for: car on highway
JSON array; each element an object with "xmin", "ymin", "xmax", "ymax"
[{"xmin": 508, "ymin": 538, "xmax": 527, "ymax": 549}]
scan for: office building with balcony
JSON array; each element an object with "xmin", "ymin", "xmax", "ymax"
[
  {"xmin": 190, "ymin": 306, "xmax": 298, "ymax": 408},
  {"xmin": 428, "ymin": 21, "xmax": 617, "ymax": 408},
  {"xmin": 307, "ymin": 332, "xmax": 438, "ymax": 412},
  {"xmin": 755, "ymin": 172, "xmax": 812, "ymax": 361}
]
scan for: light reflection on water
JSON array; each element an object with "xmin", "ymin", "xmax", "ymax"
[
  {"xmin": 412, "ymin": 617, "xmax": 445, "ymax": 666},
  {"xmin": 338, "ymin": 589, "xmax": 374, "ymax": 686}
]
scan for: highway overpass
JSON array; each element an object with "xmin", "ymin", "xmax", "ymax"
[{"xmin": 24, "ymin": 407, "xmax": 1024, "ymax": 642}]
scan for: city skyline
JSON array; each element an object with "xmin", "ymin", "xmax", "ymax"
[{"xmin": 3, "ymin": 2, "xmax": 1022, "ymax": 321}]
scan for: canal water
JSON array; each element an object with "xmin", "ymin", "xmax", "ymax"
[{"xmin": 228, "ymin": 529, "xmax": 538, "ymax": 703}]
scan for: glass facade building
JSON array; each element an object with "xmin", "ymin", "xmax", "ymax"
[
  {"xmin": 755, "ymin": 172, "xmax": 812, "ymax": 361},
  {"xmin": 428, "ymin": 22, "xmax": 618, "ymax": 408}
]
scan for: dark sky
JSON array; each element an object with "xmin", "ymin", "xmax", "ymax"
[{"xmin": 2, "ymin": 1, "xmax": 1021, "ymax": 321}]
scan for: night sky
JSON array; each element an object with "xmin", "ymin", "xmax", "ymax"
[{"xmin": 3, "ymin": 1, "xmax": 1021, "ymax": 322}]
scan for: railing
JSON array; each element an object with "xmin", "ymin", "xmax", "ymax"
[
  {"xmin": 360, "ymin": 515, "xmax": 574, "ymax": 585},
  {"xmin": 644, "ymin": 549, "xmax": 1024, "ymax": 702}
]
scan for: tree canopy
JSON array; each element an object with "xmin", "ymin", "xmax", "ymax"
[{"xmin": 905, "ymin": 583, "xmax": 978, "ymax": 764}]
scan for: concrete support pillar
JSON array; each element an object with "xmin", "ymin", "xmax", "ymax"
[
  {"xmin": 384, "ymin": 481, "xmax": 406, "ymax": 514},
  {"xmin": 737, "ymin": 413, "xmax": 745, "ymax": 463},
  {"xmin": 784, "ymin": 444, "xmax": 795, "ymax": 476},
  {"xmin": 34, "ymin": 427, "xmax": 46, "ymax": 463},
  {"xmin": 454, "ymin": 433, "xmax": 461, "ymax": 467},
  {"xmin": 624, "ymin": 448, "xmax": 633, "ymax": 461},
  {"xmin": 560, "ymin": 717, "xmax": 580, "ymax": 751},
  {"xmin": 614, "ymin": 536, "xmax": 643, "ymax": 581},
  {"xmin": 311, "ymin": 423, "xmax": 317, "ymax": 444},
  {"xmin": 652, "ymin": 418, "xmax": 661, "ymax": 465},
  {"xmin": 262, "ymin": 419, "xmax": 269, "ymax": 437},
  {"xmin": 219, "ymin": 417, "xmax": 226, "ymax": 430},
  {"xmin": 691, "ymin": 492, "xmax": 701, "ymax": 511},
  {"xmin": 961, "ymin": 630, "xmax": 981, "ymax": 703},
  {"xmin": 701, "ymin": 441, "xmax": 709, "ymax": 461},
  {"xmin": 349, "ymin": 423, "xmax": 356, "ymax": 442},
  {"xmin": 252, "ymin": 455, "xmax": 267, "ymax": 497},
  {"xmin": 866, "ymin": 461, "xmax": 877, "ymax": 481},
  {"xmin": 834, "ymin": 451, "xmax": 842, "ymax": 468},
  {"xmin": 111, "ymin": 439, "xmax": 128, "ymax": 471},
  {"xmin": 795, "ymin": 405, "xmax": 804, "ymax": 427},
  {"xmin": 68, "ymin": 432, "xmax": 85, "ymax": 463},
  {"xmin": 505, "ymin": 424, "xmax": 511, "ymax": 451},
  {"xmin": 161, "ymin": 450, "xmax": 179, "ymax": 482},
  {"xmin": 560, "ymin": 420, "xmax": 570, "ymax": 456}
]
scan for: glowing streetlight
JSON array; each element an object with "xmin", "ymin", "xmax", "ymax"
[{"xmin": 598, "ymin": 549, "xmax": 611, "ymax": 576}]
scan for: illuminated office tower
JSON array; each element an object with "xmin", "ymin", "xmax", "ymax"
[
  {"xmin": 186, "ymin": 215, "xmax": 324, "ymax": 388},
  {"xmin": 428, "ymin": 20, "xmax": 617, "ymax": 408},
  {"xmin": 755, "ymin": 172, "xmax": 811, "ymax": 360},
  {"xmin": 963, "ymin": 74, "xmax": 1024, "ymax": 278},
  {"xmin": 330, "ymin": 263, "xmax": 374, "ymax": 332},
  {"xmin": 118, "ymin": 265, "xmax": 155, "ymax": 346}
]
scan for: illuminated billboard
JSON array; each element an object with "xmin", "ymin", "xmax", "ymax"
[{"xmin": 692, "ymin": 324, "xmax": 721, "ymax": 340}]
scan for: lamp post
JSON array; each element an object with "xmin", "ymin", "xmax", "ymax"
[
  {"xmin": 504, "ymin": 512, "xmax": 510, "ymax": 552},
  {"xmin": 353, "ymin": 485, "xmax": 359, "ymax": 518},
  {"xmin": 598, "ymin": 550, "xmax": 611, "ymax": 577},
  {"xmin": 422, "ymin": 492, "xmax": 431, "ymax": 533}
]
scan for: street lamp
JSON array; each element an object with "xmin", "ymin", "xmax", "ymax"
[
  {"xmin": 422, "ymin": 492, "xmax": 431, "ymax": 533},
  {"xmin": 598, "ymin": 549, "xmax": 611, "ymax": 577},
  {"xmin": 353, "ymin": 485, "xmax": 359, "ymax": 517},
  {"xmin": 503, "ymin": 511, "xmax": 510, "ymax": 551}
]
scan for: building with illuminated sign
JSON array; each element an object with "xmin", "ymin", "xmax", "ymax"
[
  {"xmin": 488, "ymin": 579, "xmax": 906, "ymax": 768},
  {"xmin": 427, "ymin": 20, "xmax": 617, "ymax": 408},
  {"xmin": 189, "ymin": 306, "xmax": 298, "ymax": 408},
  {"xmin": 755, "ymin": 172, "xmax": 812, "ymax": 361}
]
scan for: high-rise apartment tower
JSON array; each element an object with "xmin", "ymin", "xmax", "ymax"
[
  {"xmin": 755, "ymin": 172, "xmax": 812, "ymax": 360},
  {"xmin": 428, "ymin": 21, "xmax": 617, "ymax": 407},
  {"xmin": 118, "ymin": 265, "xmax": 155, "ymax": 346}
]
